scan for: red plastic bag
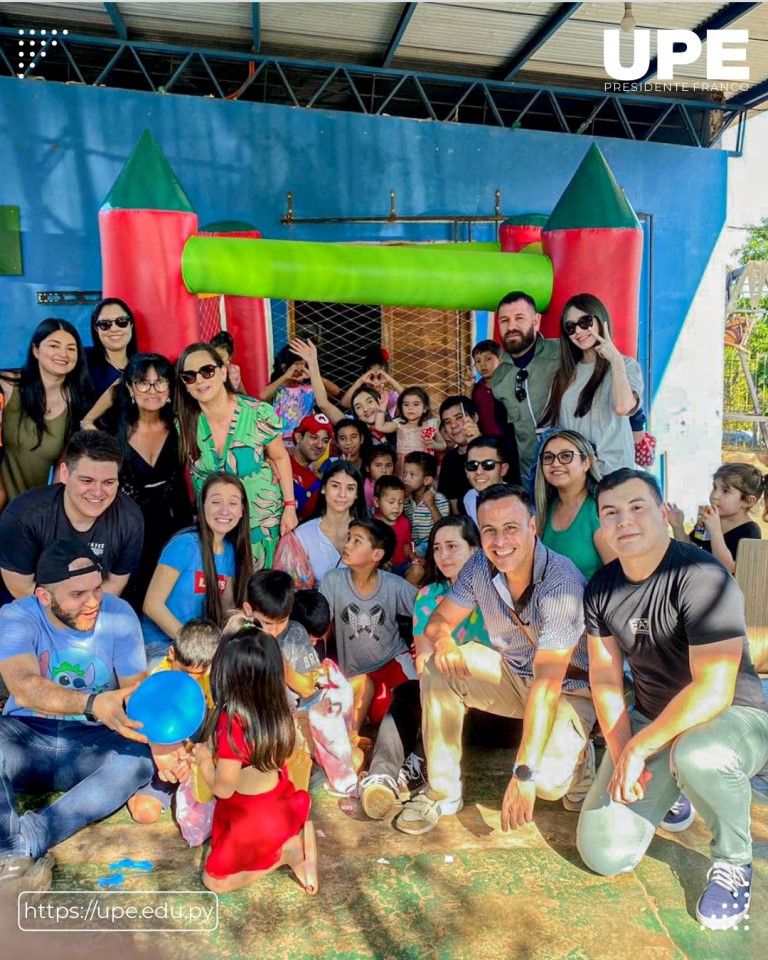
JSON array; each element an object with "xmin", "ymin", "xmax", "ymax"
[
  {"xmin": 308, "ymin": 661, "xmax": 357, "ymax": 797},
  {"xmin": 273, "ymin": 532, "xmax": 315, "ymax": 589}
]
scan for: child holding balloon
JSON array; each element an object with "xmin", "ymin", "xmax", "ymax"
[
  {"xmin": 193, "ymin": 614, "xmax": 318, "ymax": 895},
  {"xmin": 126, "ymin": 618, "xmax": 221, "ymax": 824}
]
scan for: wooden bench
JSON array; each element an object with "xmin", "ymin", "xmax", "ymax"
[{"xmin": 735, "ymin": 538, "xmax": 768, "ymax": 674}]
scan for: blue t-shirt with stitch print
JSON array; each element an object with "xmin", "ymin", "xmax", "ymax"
[
  {"xmin": 141, "ymin": 530, "xmax": 236, "ymax": 647},
  {"xmin": 0, "ymin": 593, "xmax": 146, "ymax": 721}
]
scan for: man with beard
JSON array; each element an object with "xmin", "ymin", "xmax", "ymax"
[
  {"xmin": 0, "ymin": 540, "xmax": 152, "ymax": 893},
  {"xmin": 492, "ymin": 291, "xmax": 560, "ymax": 479}
]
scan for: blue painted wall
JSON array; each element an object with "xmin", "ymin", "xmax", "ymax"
[{"xmin": 0, "ymin": 77, "xmax": 727, "ymax": 396}]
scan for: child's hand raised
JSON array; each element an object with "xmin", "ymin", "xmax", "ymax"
[
  {"xmin": 701, "ymin": 504, "xmax": 722, "ymax": 533},
  {"xmin": 665, "ymin": 502, "xmax": 685, "ymax": 529}
]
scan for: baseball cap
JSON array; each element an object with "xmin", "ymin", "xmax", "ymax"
[
  {"xmin": 295, "ymin": 413, "xmax": 332, "ymax": 436},
  {"xmin": 36, "ymin": 540, "xmax": 103, "ymax": 585}
]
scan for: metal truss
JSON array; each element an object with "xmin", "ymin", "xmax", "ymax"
[{"xmin": 0, "ymin": 26, "xmax": 748, "ymax": 150}]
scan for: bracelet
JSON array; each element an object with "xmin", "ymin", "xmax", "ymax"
[{"xmin": 283, "ymin": 500, "xmax": 298, "ymax": 508}]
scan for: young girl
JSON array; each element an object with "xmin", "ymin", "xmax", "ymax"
[
  {"xmin": 363, "ymin": 444, "xmax": 396, "ymax": 512},
  {"xmin": 260, "ymin": 345, "xmax": 341, "ymax": 446},
  {"xmin": 340, "ymin": 346, "xmax": 403, "ymax": 419},
  {"xmin": 667, "ymin": 462, "xmax": 765, "ymax": 573},
  {"xmin": 193, "ymin": 615, "xmax": 317, "ymax": 895},
  {"xmin": 351, "ymin": 385, "xmax": 389, "ymax": 443},
  {"xmin": 375, "ymin": 386, "xmax": 445, "ymax": 476},
  {"xmin": 142, "ymin": 473, "xmax": 253, "ymax": 659},
  {"xmin": 332, "ymin": 417, "xmax": 373, "ymax": 473}
]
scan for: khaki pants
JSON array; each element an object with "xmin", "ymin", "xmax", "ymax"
[{"xmin": 421, "ymin": 641, "xmax": 595, "ymax": 802}]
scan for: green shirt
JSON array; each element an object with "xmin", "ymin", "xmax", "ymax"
[
  {"xmin": 413, "ymin": 580, "xmax": 492, "ymax": 647},
  {"xmin": 542, "ymin": 495, "xmax": 603, "ymax": 582}
]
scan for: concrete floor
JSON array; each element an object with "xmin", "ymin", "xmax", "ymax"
[{"xmin": 1, "ymin": 745, "xmax": 766, "ymax": 960}]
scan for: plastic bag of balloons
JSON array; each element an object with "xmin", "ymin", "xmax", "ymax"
[{"xmin": 273, "ymin": 531, "xmax": 316, "ymax": 590}]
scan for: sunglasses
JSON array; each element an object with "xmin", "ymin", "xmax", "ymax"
[
  {"xmin": 95, "ymin": 316, "xmax": 132, "ymax": 331},
  {"xmin": 563, "ymin": 314, "xmax": 595, "ymax": 337},
  {"xmin": 540, "ymin": 450, "xmax": 585, "ymax": 466},
  {"xmin": 134, "ymin": 378, "xmax": 170, "ymax": 393},
  {"xmin": 179, "ymin": 364, "xmax": 220, "ymax": 385},
  {"xmin": 514, "ymin": 368, "xmax": 529, "ymax": 403},
  {"xmin": 466, "ymin": 459, "xmax": 502, "ymax": 472}
]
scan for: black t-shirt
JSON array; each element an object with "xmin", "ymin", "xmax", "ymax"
[
  {"xmin": 437, "ymin": 447, "xmax": 471, "ymax": 506},
  {"xmin": 0, "ymin": 483, "xmax": 144, "ymax": 579},
  {"xmin": 584, "ymin": 540, "xmax": 766, "ymax": 720},
  {"xmin": 689, "ymin": 519, "xmax": 761, "ymax": 559}
]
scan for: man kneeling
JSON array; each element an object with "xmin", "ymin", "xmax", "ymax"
[
  {"xmin": 395, "ymin": 483, "xmax": 596, "ymax": 835},
  {"xmin": 578, "ymin": 468, "xmax": 768, "ymax": 931},
  {"xmin": 0, "ymin": 541, "xmax": 153, "ymax": 892}
]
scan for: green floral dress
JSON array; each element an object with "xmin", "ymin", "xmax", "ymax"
[{"xmin": 190, "ymin": 396, "xmax": 284, "ymax": 570}]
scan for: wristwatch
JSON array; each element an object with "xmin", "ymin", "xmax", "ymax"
[
  {"xmin": 512, "ymin": 762, "xmax": 537, "ymax": 783},
  {"xmin": 83, "ymin": 693, "xmax": 98, "ymax": 722}
]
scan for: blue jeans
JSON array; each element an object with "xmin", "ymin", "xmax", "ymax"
[{"xmin": 0, "ymin": 716, "xmax": 154, "ymax": 858}]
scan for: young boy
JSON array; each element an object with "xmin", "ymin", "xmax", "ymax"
[
  {"xmin": 291, "ymin": 587, "xmax": 332, "ymax": 660},
  {"xmin": 127, "ymin": 618, "xmax": 220, "ymax": 824},
  {"xmin": 373, "ymin": 475, "xmax": 411, "ymax": 575},
  {"xmin": 402, "ymin": 452, "xmax": 450, "ymax": 584},
  {"xmin": 463, "ymin": 339, "xmax": 507, "ymax": 436},
  {"xmin": 320, "ymin": 518, "xmax": 418, "ymax": 737},
  {"xmin": 244, "ymin": 570, "xmax": 324, "ymax": 709},
  {"xmin": 461, "ymin": 435, "xmax": 513, "ymax": 525}
]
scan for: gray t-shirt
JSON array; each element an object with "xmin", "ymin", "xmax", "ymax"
[
  {"xmin": 557, "ymin": 356, "xmax": 643, "ymax": 475},
  {"xmin": 320, "ymin": 569, "xmax": 417, "ymax": 677},
  {"xmin": 277, "ymin": 620, "xmax": 321, "ymax": 710}
]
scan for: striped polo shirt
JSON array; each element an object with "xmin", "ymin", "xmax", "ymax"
[{"xmin": 448, "ymin": 540, "xmax": 589, "ymax": 691}]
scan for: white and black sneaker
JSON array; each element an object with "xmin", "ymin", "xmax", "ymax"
[{"xmin": 397, "ymin": 753, "xmax": 427, "ymax": 801}]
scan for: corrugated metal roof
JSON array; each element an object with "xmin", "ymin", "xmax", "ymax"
[{"xmin": 1, "ymin": 0, "xmax": 767, "ymax": 110}]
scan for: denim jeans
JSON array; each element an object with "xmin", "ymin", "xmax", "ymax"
[
  {"xmin": 0, "ymin": 716, "xmax": 154, "ymax": 858},
  {"xmin": 577, "ymin": 705, "xmax": 768, "ymax": 874}
]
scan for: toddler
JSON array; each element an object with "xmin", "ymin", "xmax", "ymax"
[{"xmin": 375, "ymin": 387, "xmax": 446, "ymax": 476}]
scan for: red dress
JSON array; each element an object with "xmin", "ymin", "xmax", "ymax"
[{"xmin": 205, "ymin": 713, "xmax": 311, "ymax": 879}]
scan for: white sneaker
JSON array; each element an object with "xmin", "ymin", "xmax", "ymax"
[
  {"xmin": 359, "ymin": 773, "xmax": 400, "ymax": 820},
  {"xmin": 562, "ymin": 740, "xmax": 596, "ymax": 811}
]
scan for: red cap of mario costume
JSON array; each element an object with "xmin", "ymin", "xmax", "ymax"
[{"xmin": 294, "ymin": 413, "xmax": 331, "ymax": 438}]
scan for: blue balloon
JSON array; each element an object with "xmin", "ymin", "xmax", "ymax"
[{"xmin": 127, "ymin": 671, "xmax": 207, "ymax": 744}]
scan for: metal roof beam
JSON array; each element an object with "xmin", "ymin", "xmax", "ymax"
[
  {"xmin": 498, "ymin": 3, "xmax": 582, "ymax": 82},
  {"xmin": 638, "ymin": 2, "xmax": 759, "ymax": 83},
  {"xmin": 252, "ymin": 3, "xmax": 260, "ymax": 54},
  {"xmin": 103, "ymin": 3, "xmax": 127, "ymax": 41},
  {"xmin": 382, "ymin": 3, "xmax": 417, "ymax": 68},
  {"xmin": 728, "ymin": 74, "xmax": 768, "ymax": 109}
]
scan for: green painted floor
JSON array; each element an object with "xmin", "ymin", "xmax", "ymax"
[{"xmin": 1, "ymin": 747, "xmax": 766, "ymax": 960}]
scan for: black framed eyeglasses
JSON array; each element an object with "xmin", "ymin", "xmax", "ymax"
[
  {"xmin": 514, "ymin": 368, "xmax": 529, "ymax": 403},
  {"xmin": 95, "ymin": 316, "xmax": 132, "ymax": 331},
  {"xmin": 179, "ymin": 364, "xmax": 220, "ymax": 385},
  {"xmin": 563, "ymin": 314, "xmax": 595, "ymax": 337},
  {"xmin": 465, "ymin": 459, "xmax": 502, "ymax": 472},
  {"xmin": 134, "ymin": 378, "xmax": 170, "ymax": 393},
  {"xmin": 540, "ymin": 450, "xmax": 585, "ymax": 466}
]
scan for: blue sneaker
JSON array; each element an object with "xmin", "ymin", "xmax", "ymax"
[
  {"xmin": 696, "ymin": 862, "xmax": 752, "ymax": 930},
  {"xmin": 661, "ymin": 794, "xmax": 695, "ymax": 832}
]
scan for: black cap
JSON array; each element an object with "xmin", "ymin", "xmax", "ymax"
[{"xmin": 36, "ymin": 540, "xmax": 103, "ymax": 585}]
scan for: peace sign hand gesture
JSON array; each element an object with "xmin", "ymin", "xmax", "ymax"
[{"xmin": 592, "ymin": 324, "xmax": 622, "ymax": 365}]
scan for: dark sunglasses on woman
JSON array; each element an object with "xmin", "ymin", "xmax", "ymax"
[
  {"xmin": 95, "ymin": 316, "xmax": 133, "ymax": 331},
  {"xmin": 563, "ymin": 314, "xmax": 595, "ymax": 337},
  {"xmin": 179, "ymin": 363, "xmax": 220, "ymax": 385}
]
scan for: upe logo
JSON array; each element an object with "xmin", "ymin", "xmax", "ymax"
[{"xmin": 604, "ymin": 29, "xmax": 749, "ymax": 82}]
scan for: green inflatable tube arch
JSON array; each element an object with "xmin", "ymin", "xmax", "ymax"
[{"xmin": 182, "ymin": 237, "xmax": 552, "ymax": 312}]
